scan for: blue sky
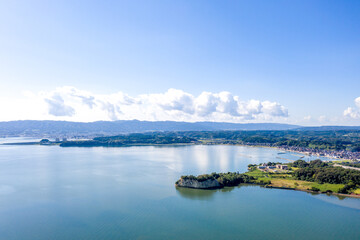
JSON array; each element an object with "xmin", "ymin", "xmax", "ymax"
[{"xmin": 1, "ymin": 0, "xmax": 360, "ymax": 125}]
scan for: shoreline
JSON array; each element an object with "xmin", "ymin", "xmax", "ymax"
[
  {"xmin": 176, "ymin": 180, "xmax": 360, "ymax": 199},
  {"xmin": 241, "ymin": 182, "xmax": 360, "ymax": 199},
  {"xmin": 264, "ymin": 185, "xmax": 360, "ymax": 199},
  {"xmin": 176, "ymin": 163, "xmax": 360, "ymax": 199},
  {"xmin": 2, "ymin": 140, "xmax": 357, "ymax": 162}
]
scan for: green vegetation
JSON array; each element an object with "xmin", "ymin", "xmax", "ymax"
[
  {"xmin": 177, "ymin": 130, "xmax": 360, "ymax": 151},
  {"xmin": 60, "ymin": 133, "xmax": 197, "ymax": 147},
  {"xmin": 293, "ymin": 166, "xmax": 360, "ymax": 185},
  {"xmin": 338, "ymin": 162, "xmax": 360, "ymax": 168},
  {"xmin": 291, "ymin": 159, "xmax": 329, "ymax": 169},
  {"xmin": 59, "ymin": 130, "xmax": 360, "ymax": 155},
  {"xmin": 291, "ymin": 160, "xmax": 360, "ymax": 194},
  {"xmin": 292, "ymin": 160, "xmax": 310, "ymax": 168},
  {"xmin": 178, "ymin": 172, "xmax": 255, "ymax": 187},
  {"xmin": 243, "ymin": 167, "xmax": 347, "ymax": 193}
]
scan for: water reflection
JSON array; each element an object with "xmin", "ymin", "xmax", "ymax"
[
  {"xmin": 176, "ymin": 187, "xmax": 218, "ymax": 200},
  {"xmin": 192, "ymin": 146, "xmax": 210, "ymax": 173},
  {"xmin": 175, "ymin": 185, "xmax": 247, "ymax": 200},
  {"xmin": 176, "ymin": 181, "xmax": 360, "ymax": 211},
  {"xmin": 311, "ymin": 193, "xmax": 360, "ymax": 210},
  {"xmin": 176, "ymin": 186, "xmax": 239, "ymax": 200},
  {"xmin": 186, "ymin": 145, "xmax": 278, "ymax": 174}
]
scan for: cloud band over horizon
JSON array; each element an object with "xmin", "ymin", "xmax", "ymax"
[{"xmin": 0, "ymin": 86, "xmax": 289, "ymax": 122}]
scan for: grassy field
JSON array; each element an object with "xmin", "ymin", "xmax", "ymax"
[
  {"xmin": 331, "ymin": 159, "xmax": 353, "ymax": 163},
  {"xmin": 353, "ymin": 189, "xmax": 360, "ymax": 195},
  {"xmin": 245, "ymin": 169, "xmax": 347, "ymax": 193},
  {"xmin": 269, "ymin": 179, "xmax": 344, "ymax": 192},
  {"xmin": 246, "ymin": 169, "xmax": 292, "ymax": 179}
]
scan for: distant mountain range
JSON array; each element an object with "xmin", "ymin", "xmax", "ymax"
[
  {"xmin": 0, "ymin": 120, "xmax": 359, "ymax": 138},
  {"xmin": 296, "ymin": 126, "xmax": 360, "ymax": 131},
  {"xmin": 0, "ymin": 120, "xmax": 299, "ymax": 137}
]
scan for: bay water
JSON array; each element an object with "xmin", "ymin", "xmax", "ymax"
[{"xmin": 0, "ymin": 143, "xmax": 359, "ymax": 239}]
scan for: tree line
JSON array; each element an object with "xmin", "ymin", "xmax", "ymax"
[{"xmin": 292, "ymin": 159, "xmax": 360, "ymax": 193}]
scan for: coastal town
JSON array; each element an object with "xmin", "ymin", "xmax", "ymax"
[
  {"xmin": 276, "ymin": 145, "xmax": 360, "ymax": 161},
  {"xmin": 235, "ymin": 142, "xmax": 360, "ymax": 161}
]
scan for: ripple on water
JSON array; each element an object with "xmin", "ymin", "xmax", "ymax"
[{"xmin": 0, "ymin": 185, "xmax": 15, "ymax": 195}]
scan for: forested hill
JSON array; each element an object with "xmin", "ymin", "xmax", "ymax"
[
  {"xmin": 0, "ymin": 120, "xmax": 299, "ymax": 137},
  {"xmin": 2, "ymin": 120, "xmax": 360, "ymax": 138}
]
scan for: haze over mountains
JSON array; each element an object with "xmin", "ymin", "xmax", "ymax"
[
  {"xmin": 1, "ymin": 120, "xmax": 360, "ymax": 138},
  {"xmin": 0, "ymin": 120, "xmax": 299, "ymax": 138}
]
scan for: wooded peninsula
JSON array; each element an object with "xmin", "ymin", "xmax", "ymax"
[{"xmin": 176, "ymin": 159, "xmax": 360, "ymax": 197}]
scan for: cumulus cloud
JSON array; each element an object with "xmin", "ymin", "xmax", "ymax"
[
  {"xmin": 303, "ymin": 115, "xmax": 312, "ymax": 121},
  {"xmin": 45, "ymin": 94, "xmax": 75, "ymax": 116},
  {"xmin": 149, "ymin": 89, "xmax": 194, "ymax": 114},
  {"xmin": 0, "ymin": 86, "xmax": 289, "ymax": 122},
  {"xmin": 344, "ymin": 97, "xmax": 360, "ymax": 119}
]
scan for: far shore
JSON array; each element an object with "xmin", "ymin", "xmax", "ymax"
[{"xmin": 1, "ymin": 140, "xmax": 357, "ymax": 162}]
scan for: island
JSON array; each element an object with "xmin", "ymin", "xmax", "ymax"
[{"xmin": 176, "ymin": 159, "xmax": 360, "ymax": 198}]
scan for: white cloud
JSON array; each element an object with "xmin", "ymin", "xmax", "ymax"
[
  {"xmin": 356, "ymin": 97, "xmax": 360, "ymax": 108},
  {"xmin": 0, "ymin": 86, "xmax": 289, "ymax": 122},
  {"xmin": 149, "ymin": 89, "xmax": 194, "ymax": 114},
  {"xmin": 303, "ymin": 115, "xmax": 312, "ymax": 121},
  {"xmin": 344, "ymin": 97, "xmax": 360, "ymax": 119},
  {"xmin": 194, "ymin": 92, "xmax": 218, "ymax": 116},
  {"xmin": 318, "ymin": 115, "xmax": 328, "ymax": 122},
  {"xmin": 45, "ymin": 94, "xmax": 75, "ymax": 116}
]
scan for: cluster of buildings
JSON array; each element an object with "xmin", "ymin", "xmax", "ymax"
[
  {"xmin": 237, "ymin": 142, "xmax": 360, "ymax": 161},
  {"xmin": 277, "ymin": 146, "xmax": 360, "ymax": 161},
  {"xmin": 258, "ymin": 163, "xmax": 289, "ymax": 171}
]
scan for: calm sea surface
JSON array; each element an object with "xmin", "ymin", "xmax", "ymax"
[{"xmin": 0, "ymin": 141, "xmax": 359, "ymax": 239}]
